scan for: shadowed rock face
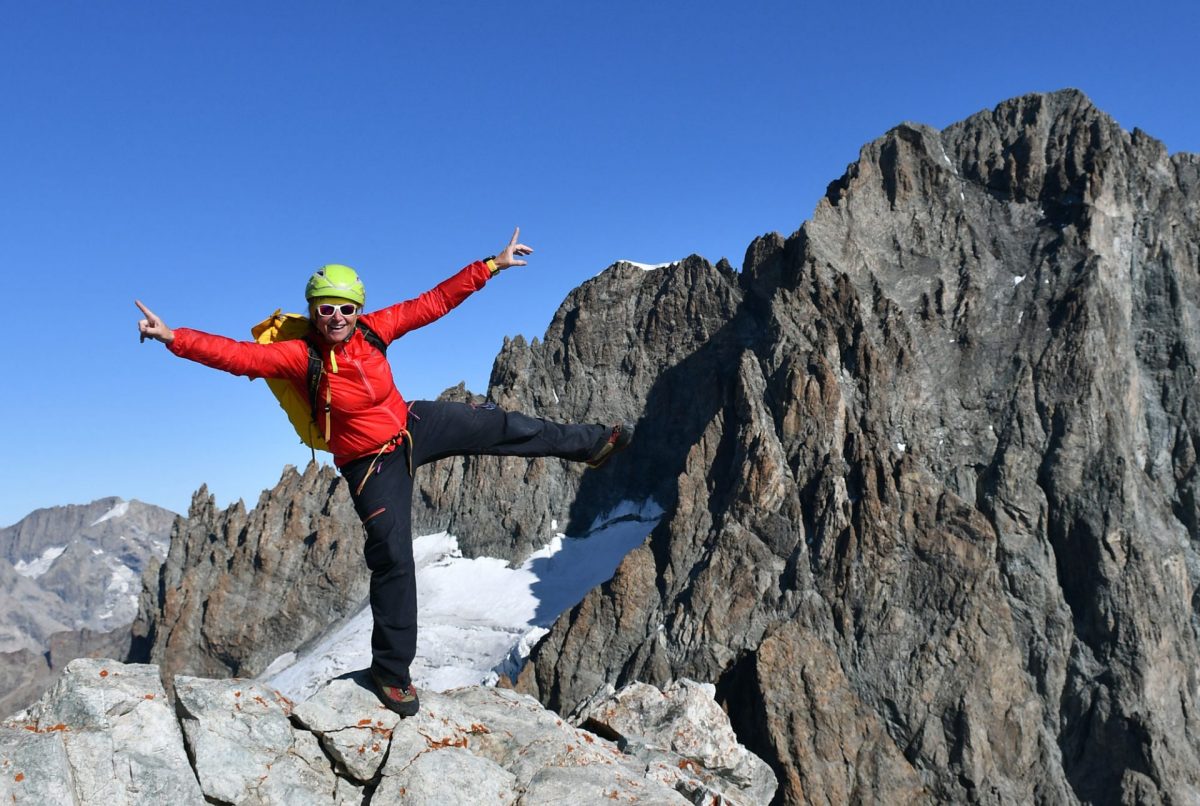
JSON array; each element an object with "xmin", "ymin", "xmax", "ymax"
[{"xmin": 509, "ymin": 90, "xmax": 1200, "ymax": 804}]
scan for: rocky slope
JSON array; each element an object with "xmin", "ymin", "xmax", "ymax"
[
  {"xmin": 0, "ymin": 658, "xmax": 774, "ymax": 805},
  {"xmin": 507, "ymin": 90, "xmax": 1200, "ymax": 804}
]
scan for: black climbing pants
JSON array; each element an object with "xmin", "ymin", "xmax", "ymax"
[{"xmin": 340, "ymin": 400, "xmax": 608, "ymax": 686}]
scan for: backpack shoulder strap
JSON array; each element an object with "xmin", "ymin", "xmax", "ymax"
[
  {"xmin": 356, "ymin": 321, "xmax": 387, "ymax": 356},
  {"xmin": 302, "ymin": 334, "xmax": 326, "ymax": 435}
]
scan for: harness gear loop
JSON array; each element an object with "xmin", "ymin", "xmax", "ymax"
[{"xmin": 354, "ymin": 429, "xmax": 413, "ymax": 497}]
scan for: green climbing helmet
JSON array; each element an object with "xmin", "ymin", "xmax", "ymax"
[{"xmin": 305, "ymin": 264, "xmax": 366, "ymax": 306}]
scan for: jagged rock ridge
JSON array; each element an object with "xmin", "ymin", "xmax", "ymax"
[
  {"xmin": 506, "ymin": 90, "xmax": 1200, "ymax": 804},
  {"xmin": 130, "ymin": 464, "xmax": 368, "ymax": 683}
]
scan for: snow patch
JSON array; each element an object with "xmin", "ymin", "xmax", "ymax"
[
  {"xmin": 618, "ymin": 260, "xmax": 672, "ymax": 272},
  {"xmin": 106, "ymin": 562, "xmax": 138, "ymax": 595},
  {"xmin": 1012, "ymin": 274, "xmax": 1026, "ymax": 286},
  {"xmin": 91, "ymin": 500, "xmax": 129, "ymax": 526},
  {"xmin": 13, "ymin": 546, "xmax": 66, "ymax": 578},
  {"xmin": 264, "ymin": 504, "xmax": 662, "ymax": 702},
  {"xmin": 588, "ymin": 498, "xmax": 665, "ymax": 533}
]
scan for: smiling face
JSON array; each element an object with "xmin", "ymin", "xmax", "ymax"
[{"xmin": 311, "ymin": 297, "xmax": 361, "ymax": 345}]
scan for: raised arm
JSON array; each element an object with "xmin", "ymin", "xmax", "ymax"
[{"xmin": 135, "ymin": 299, "xmax": 307, "ymax": 380}]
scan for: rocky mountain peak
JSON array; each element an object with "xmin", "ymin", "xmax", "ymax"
[{"xmin": 510, "ymin": 90, "xmax": 1200, "ymax": 804}]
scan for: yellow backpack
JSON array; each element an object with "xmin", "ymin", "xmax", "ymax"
[{"xmin": 250, "ymin": 310, "xmax": 387, "ymax": 454}]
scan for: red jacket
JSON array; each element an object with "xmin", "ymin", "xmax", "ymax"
[{"xmin": 168, "ymin": 260, "xmax": 493, "ymax": 465}]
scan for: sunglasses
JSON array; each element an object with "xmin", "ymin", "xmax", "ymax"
[{"xmin": 315, "ymin": 303, "xmax": 360, "ymax": 317}]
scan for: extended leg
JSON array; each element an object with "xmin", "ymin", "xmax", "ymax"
[{"xmin": 406, "ymin": 400, "xmax": 609, "ymax": 466}]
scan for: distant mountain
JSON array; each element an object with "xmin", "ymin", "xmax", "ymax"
[{"xmin": 0, "ymin": 497, "xmax": 176, "ymax": 714}]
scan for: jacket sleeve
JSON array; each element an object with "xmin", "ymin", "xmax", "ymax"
[
  {"xmin": 167, "ymin": 328, "xmax": 309, "ymax": 381},
  {"xmin": 364, "ymin": 260, "xmax": 493, "ymax": 343}
]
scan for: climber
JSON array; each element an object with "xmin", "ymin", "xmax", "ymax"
[{"xmin": 135, "ymin": 228, "xmax": 632, "ymax": 717}]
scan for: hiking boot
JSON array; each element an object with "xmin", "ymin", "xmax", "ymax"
[
  {"xmin": 370, "ymin": 669, "xmax": 420, "ymax": 717},
  {"xmin": 586, "ymin": 423, "xmax": 633, "ymax": 468}
]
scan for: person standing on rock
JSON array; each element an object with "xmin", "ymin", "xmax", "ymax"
[{"xmin": 134, "ymin": 228, "xmax": 632, "ymax": 717}]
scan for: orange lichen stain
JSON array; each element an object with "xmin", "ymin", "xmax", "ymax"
[
  {"xmin": 234, "ymin": 691, "xmax": 242, "ymax": 698},
  {"xmin": 13, "ymin": 773, "xmax": 23, "ymax": 783},
  {"xmin": 583, "ymin": 734, "xmax": 595, "ymax": 743},
  {"xmin": 22, "ymin": 723, "xmax": 68, "ymax": 734},
  {"xmin": 144, "ymin": 694, "xmax": 156, "ymax": 700},
  {"xmin": 677, "ymin": 759, "xmax": 702, "ymax": 773},
  {"xmin": 371, "ymin": 744, "xmax": 380, "ymax": 752},
  {"xmin": 99, "ymin": 670, "xmax": 109, "ymax": 678},
  {"xmin": 253, "ymin": 695, "xmax": 269, "ymax": 708},
  {"xmin": 567, "ymin": 744, "xmax": 575, "ymax": 753},
  {"xmin": 357, "ymin": 718, "xmax": 373, "ymax": 727},
  {"xmin": 357, "ymin": 747, "xmax": 365, "ymax": 755},
  {"xmin": 427, "ymin": 736, "xmax": 468, "ymax": 750},
  {"xmin": 468, "ymin": 723, "xmax": 490, "ymax": 735}
]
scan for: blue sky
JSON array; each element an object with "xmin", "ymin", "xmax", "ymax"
[{"xmin": 2, "ymin": 1, "xmax": 1197, "ymax": 526}]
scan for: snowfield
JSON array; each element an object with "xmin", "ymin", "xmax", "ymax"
[{"xmin": 262, "ymin": 500, "xmax": 663, "ymax": 701}]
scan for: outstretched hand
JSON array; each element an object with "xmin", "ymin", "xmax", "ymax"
[
  {"xmin": 135, "ymin": 300, "xmax": 174, "ymax": 344},
  {"xmin": 493, "ymin": 227, "xmax": 533, "ymax": 271}
]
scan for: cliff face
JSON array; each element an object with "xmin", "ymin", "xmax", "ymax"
[{"xmin": 506, "ymin": 91, "xmax": 1200, "ymax": 804}]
